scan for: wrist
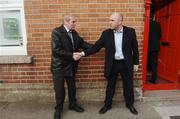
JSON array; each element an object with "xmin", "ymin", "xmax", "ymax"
[{"xmin": 80, "ymin": 52, "xmax": 85, "ymax": 57}]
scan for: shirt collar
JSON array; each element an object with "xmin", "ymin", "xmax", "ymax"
[
  {"xmin": 64, "ymin": 25, "xmax": 71, "ymax": 32},
  {"xmin": 114, "ymin": 27, "xmax": 123, "ymax": 33}
]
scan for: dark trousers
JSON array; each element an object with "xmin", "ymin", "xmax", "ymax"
[
  {"xmin": 52, "ymin": 72, "xmax": 77, "ymax": 111},
  {"xmin": 104, "ymin": 60, "xmax": 134, "ymax": 107},
  {"xmin": 147, "ymin": 51, "xmax": 158, "ymax": 81}
]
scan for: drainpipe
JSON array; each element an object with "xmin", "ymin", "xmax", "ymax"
[{"xmin": 142, "ymin": 0, "xmax": 151, "ymax": 94}]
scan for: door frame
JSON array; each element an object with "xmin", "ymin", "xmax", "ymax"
[{"xmin": 142, "ymin": 0, "xmax": 179, "ymax": 91}]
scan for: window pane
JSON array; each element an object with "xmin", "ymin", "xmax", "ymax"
[
  {"xmin": 0, "ymin": 0, "xmax": 21, "ymax": 4},
  {"xmin": 0, "ymin": 10, "xmax": 22, "ymax": 46}
]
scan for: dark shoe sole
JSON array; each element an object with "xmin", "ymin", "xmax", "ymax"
[{"xmin": 99, "ymin": 107, "xmax": 111, "ymax": 114}]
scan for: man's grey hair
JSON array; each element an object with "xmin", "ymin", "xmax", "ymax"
[{"xmin": 62, "ymin": 14, "xmax": 75, "ymax": 23}]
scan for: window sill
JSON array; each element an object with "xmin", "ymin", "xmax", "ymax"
[{"xmin": 0, "ymin": 55, "xmax": 33, "ymax": 64}]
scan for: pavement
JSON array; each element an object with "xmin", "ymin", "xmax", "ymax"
[{"xmin": 1, "ymin": 100, "xmax": 180, "ymax": 119}]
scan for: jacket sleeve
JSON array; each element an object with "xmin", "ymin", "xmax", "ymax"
[
  {"xmin": 84, "ymin": 31, "xmax": 105, "ymax": 56},
  {"xmin": 51, "ymin": 29, "xmax": 74, "ymax": 61},
  {"xmin": 78, "ymin": 36, "xmax": 93, "ymax": 50},
  {"xmin": 131, "ymin": 28, "xmax": 139, "ymax": 65}
]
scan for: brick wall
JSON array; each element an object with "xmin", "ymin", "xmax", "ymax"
[{"xmin": 0, "ymin": 0, "xmax": 144, "ymax": 101}]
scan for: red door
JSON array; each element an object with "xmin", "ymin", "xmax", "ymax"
[{"xmin": 156, "ymin": 0, "xmax": 180, "ymax": 83}]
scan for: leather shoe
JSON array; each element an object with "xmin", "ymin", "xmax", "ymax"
[
  {"xmin": 54, "ymin": 110, "xmax": 62, "ymax": 119},
  {"xmin": 69, "ymin": 104, "xmax": 84, "ymax": 112},
  {"xmin": 149, "ymin": 79, "xmax": 156, "ymax": 84},
  {"xmin": 54, "ymin": 117, "xmax": 61, "ymax": 119},
  {"xmin": 126, "ymin": 105, "xmax": 138, "ymax": 115},
  {"xmin": 99, "ymin": 106, "xmax": 111, "ymax": 114}
]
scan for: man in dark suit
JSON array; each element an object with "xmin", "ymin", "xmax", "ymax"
[
  {"xmin": 147, "ymin": 13, "xmax": 162, "ymax": 84},
  {"xmin": 51, "ymin": 14, "xmax": 92, "ymax": 119},
  {"xmin": 79, "ymin": 13, "xmax": 139, "ymax": 115}
]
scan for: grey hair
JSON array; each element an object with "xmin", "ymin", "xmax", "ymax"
[{"xmin": 62, "ymin": 14, "xmax": 75, "ymax": 23}]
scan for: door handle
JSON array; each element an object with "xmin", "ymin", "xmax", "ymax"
[{"xmin": 161, "ymin": 42, "xmax": 170, "ymax": 46}]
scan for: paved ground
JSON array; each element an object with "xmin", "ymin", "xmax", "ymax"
[{"xmin": 1, "ymin": 100, "xmax": 180, "ymax": 119}]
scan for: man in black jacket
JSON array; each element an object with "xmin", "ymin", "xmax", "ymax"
[
  {"xmin": 51, "ymin": 14, "xmax": 92, "ymax": 119},
  {"xmin": 79, "ymin": 13, "xmax": 139, "ymax": 115},
  {"xmin": 147, "ymin": 13, "xmax": 162, "ymax": 84}
]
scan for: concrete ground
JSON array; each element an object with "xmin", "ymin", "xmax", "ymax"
[{"xmin": 1, "ymin": 100, "xmax": 180, "ymax": 119}]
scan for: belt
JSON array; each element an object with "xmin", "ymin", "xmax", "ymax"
[{"xmin": 114, "ymin": 59, "xmax": 124, "ymax": 61}]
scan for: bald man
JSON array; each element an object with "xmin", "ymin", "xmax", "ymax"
[
  {"xmin": 80, "ymin": 13, "xmax": 139, "ymax": 115},
  {"xmin": 51, "ymin": 14, "xmax": 92, "ymax": 119}
]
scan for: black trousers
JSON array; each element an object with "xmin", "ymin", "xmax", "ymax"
[
  {"xmin": 147, "ymin": 51, "xmax": 158, "ymax": 81},
  {"xmin": 104, "ymin": 60, "xmax": 134, "ymax": 107},
  {"xmin": 52, "ymin": 72, "xmax": 77, "ymax": 111}
]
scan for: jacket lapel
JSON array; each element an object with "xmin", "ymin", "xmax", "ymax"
[
  {"xmin": 71, "ymin": 31, "xmax": 77, "ymax": 51},
  {"xmin": 60, "ymin": 26, "xmax": 74, "ymax": 51},
  {"xmin": 109, "ymin": 30, "xmax": 115, "ymax": 52},
  {"xmin": 122, "ymin": 26, "xmax": 127, "ymax": 50}
]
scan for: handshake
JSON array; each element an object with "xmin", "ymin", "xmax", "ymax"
[{"xmin": 73, "ymin": 52, "xmax": 85, "ymax": 61}]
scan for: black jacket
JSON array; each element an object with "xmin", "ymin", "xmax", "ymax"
[
  {"xmin": 84, "ymin": 26, "xmax": 139, "ymax": 79},
  {"xmin": 51, "ymin": 25, "xmax": 92, "ymax": 76},
  {"xmin": 148, "ymin": 20, "xmax": 162, "ymax": 52}
]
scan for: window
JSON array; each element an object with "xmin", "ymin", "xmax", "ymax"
[{"xmin": 0, "ymin": 0, "xmax": 27, "ymax": 55}]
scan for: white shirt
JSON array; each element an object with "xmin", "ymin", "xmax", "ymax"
[
  {"xmin": 114, "ymin": 28, "xmax": 124, "ymax": 60},
  {"xmin": 64, "ymin": 25, "xmax": 71, "ymax": 32}
]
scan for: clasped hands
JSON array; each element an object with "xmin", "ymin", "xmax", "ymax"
[
  {"xmin": 73, "ymin": 52, "xmax": 83, "ymax": 61},
  {"xmin": 73, "ymin": 52, "xmax": 139, "ymax": 71}
]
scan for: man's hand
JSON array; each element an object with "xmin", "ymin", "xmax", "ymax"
[
  {"xmin": 133, "ymin": 65, "xmax": 139, "ymax": 72},
  {"xmin": 73, "ymin": 52, "xmax": 82, "ymax": 61}
]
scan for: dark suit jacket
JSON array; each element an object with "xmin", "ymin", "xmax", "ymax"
[
  {"xmin": 51, "ymin": 25, "xmax": 92, "ymax": 76},
  {"xmin": 84, "ymin": 26, "xmax": 139, "ymax": 79},
  {"xmin": 148, "ymin": 20, "xmax": 162, "ymax": 52}
]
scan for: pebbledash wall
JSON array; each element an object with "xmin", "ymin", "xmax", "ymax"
[{"xmin": 0, "ymin": 0, "xmax": 144, "ymax": 102}]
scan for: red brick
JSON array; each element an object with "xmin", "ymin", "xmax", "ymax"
[{"xmin": 0, "ymin": 0, "xmax": 143, "ymax": 88}]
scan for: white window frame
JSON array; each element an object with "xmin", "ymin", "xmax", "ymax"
[{"xmin": 0, "ymin": 0, "xmax": 27, "ymax": 56}]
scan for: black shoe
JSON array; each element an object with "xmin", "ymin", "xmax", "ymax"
[
  {"xmin": 54, "ymin": 117, "xmax": 61, "ymax": 119},
  {"xmin": 69, "ymin": 104, "xmax": 84, "ymax": 113},
  {"xmin": 149, "ymin": 79, "xmax": 156, "ymax": 84},
  {"xmin": 126, "ymin": 105, "xmax": 138, "ymax": 115},
  {"xmin": 99, "ymin": 105, "xmax": 112, "ymax": 114},
  {"xmin": 54, "ymin": 110, "xmax": 62, "ymax": 119}
]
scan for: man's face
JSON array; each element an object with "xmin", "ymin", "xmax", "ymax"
[
  {"xmin": 65, "ymin": 17, "xmax": 76, "ymax": 30},
  {"xmin": 109, "ymin": 14, "xmax": 122, "ymax": 30}
]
